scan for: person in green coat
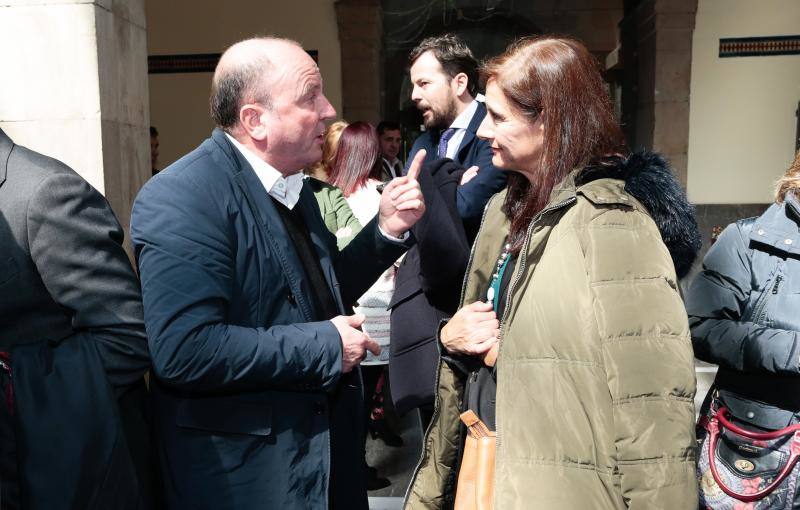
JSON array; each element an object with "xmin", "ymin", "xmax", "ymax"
[
  {"xmin": 404, "ymin": 36, "xmax": 700, "ymax": 509},
  {"xmin": 305, "ymin": 120, "xmax": 362, "ymax": 249},
  {"xmin": 307, "ymin": 176, "xmax": 361, "ymax": 250}
]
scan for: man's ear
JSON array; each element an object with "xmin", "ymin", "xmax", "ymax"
[
  {"xmin": 451, "ymin": 72, "xmax": 470, "ymax": 98},
  {"xmin": 239, "ymin": 104, "xmax": 268, "ymax": 141}
]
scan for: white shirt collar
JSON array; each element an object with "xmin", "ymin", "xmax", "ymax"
[
  {"xmin": 449, "ymin": 99, "xmax": 479, "ymax": 130},
  {"xmin": 383, "ymin": 156, "xmax": 401, "ymax": 167},
  {"xmin": 225, "ymin": 133, "xmax": 304, "ymax": 210}
]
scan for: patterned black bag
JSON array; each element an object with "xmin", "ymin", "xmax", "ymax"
[{"xmin": 697, "ymin": 395, "xmax": 800, "ymax": 509}]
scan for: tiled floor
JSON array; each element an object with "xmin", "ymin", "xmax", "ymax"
[
  {"xmin": 365, "ymin": 405, "xmax": 423, "ymax": 499},
  {"xmin": 368, "ymin": 497, "xmax": 404, "ymax": 510}
]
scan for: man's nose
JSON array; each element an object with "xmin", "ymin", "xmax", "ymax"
[
  {"xmin": 319, "ymin": 94, "xmax": 336, "ymax": 121},
  {"xmin": 411, "ymin": 86, "xmax": 422, "ymax": 102}
]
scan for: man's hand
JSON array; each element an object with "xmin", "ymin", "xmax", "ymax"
[
  {"xmin": 440, "ymin": 301, "xmax": 499, "ymax": 357},
  {"xmin": 378, "ymin": 149, "xmax": 426, "ymax": 238},
  {"xmin": 331, "ymin": 314, "xmax": 381, "ymax": 373}
]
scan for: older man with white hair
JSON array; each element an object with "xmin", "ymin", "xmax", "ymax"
[{"xmin": 131, "ymin": 37, "xmax": 426, "ymax": 510}]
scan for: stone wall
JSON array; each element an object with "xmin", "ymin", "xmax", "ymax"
[{"xmin": 0, "ymin": 0, "xmax": 151, "ymax": 247}]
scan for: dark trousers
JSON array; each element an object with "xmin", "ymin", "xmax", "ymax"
[{"xmin": 0, "ymin": 353, "xmax": 20, "ymax": 510}]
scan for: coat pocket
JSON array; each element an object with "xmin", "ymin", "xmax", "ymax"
[{"xmin": 176, "ymin": 397, "xmax": 272, "ymax": 437}]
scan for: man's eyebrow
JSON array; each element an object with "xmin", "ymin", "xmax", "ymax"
[{"xmin": 299, "ymin": 80, "xmax": 321, "ymax": 98}]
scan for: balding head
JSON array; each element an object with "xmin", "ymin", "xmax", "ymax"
[
  {"xmin": 210, "ymin": 37, "xmax": 304, "ymax": 130},
  {"xmin": 208, "ymin": 36, "xmax": 336, "ymax": 174}
]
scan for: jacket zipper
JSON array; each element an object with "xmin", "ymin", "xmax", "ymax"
[
  {"xmin": 751, "ymin": 269, "xmax": 783, "ymax": 323},
  {"xmin": 402, "ymin": 195, "xmax": 497, "ymax": 507},
  {"xmin": 401, "ymin": 194, "xmax": 576, "ymax": 506},
  {"xmin": 493, "ymin": 196, "xmax": 576, "ymax": 468},
  {"xmin": 772, "ymin": 275, "xmax": 783, "ymax": 295}
]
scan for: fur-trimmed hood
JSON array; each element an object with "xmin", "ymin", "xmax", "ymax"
[{"xmin": 576, "ymin": 151, "xmax": 701, "ymax": 278}]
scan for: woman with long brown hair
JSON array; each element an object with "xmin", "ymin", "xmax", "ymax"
[{"xmin": 403, "ymin": 36, "xmax": 700, "ymax": 509}]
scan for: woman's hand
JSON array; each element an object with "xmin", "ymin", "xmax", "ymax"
[{"xmin": 441, "ymin": 301, "xmax": 499, "ymax": 357}]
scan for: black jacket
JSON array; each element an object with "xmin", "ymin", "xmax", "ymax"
[
  {"xmin": 389, "ymin": 159, "xmax": 469, "ymax": 415},
  {"xmin": 687, "ymin": 193, "xmax": 800, "ymax": 427}
]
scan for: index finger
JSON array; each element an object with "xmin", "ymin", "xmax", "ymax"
[
  {"xmin": 467, "ymin": 300, "xmax": 494, "ymax": 312},
  {"xmin": 406, "ymin": 149, "xmax": 426, "ymax": 181},
  {"xmin": 364, "ymin": 336, "xmax": 381, "ymax": 356}
]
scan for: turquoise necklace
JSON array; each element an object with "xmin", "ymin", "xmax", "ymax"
[{"xmin": 486, "ymin": 242, "xmax": 512, "ymax": 313}]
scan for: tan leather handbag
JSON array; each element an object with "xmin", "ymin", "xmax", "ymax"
[{"xmin": 454, "ymin": 410, "xmax": 496, "ymax": 510}]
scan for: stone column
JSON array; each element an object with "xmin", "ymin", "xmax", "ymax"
[
  {"xmin": 0, "ymin": 0, "xmax": 150, "ymax": 245},
  {"xmin": 335, "ymin": 0, "xmax": 382, "ymax": 123},
  {"xmin": 620, "ymin": 0, "xmax": 697, "ymax": 186}
]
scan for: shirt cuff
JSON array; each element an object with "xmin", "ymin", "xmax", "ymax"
[{"xmin": 377, "ymin": 225, "xmax": 410, "ymax": 242}]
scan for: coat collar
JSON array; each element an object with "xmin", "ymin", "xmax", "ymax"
[
  {"xmin": 750, "ymin": 193, "xmax": 800, "ymax": 256},
  {"xmin": 0, "ymin": 128, "xmax": 13, "ymax": 189},
  {"xmin": 454, "ymin": 101, "xmax": 486, "ymax": 162},
  {"xmin": 428, "ymin": 101, "xmax": 486, "ymax": 163},
  {"xmin": 547, "ymin": 167, "xmax": 632, "ymax": 210},
  {"xmin": 211, "ymin": 128, "xmax": 344, "ymax": 317}
]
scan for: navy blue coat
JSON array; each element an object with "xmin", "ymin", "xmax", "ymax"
[
  {"xmin": 130, "ymin": 129, "xmax": 409, "ymax": 510},
  {"xmin": 405, "ymin": 101, "xmax": 506, "ymax": 236}
]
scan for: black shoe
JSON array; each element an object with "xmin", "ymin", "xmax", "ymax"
[{"xmin": 369, "ymin": 419, "xmax": 404, "ymax": 447}]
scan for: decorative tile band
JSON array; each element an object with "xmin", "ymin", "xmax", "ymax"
[
  {"xmin": 148, "ymin": 50, "xmax": 319, "ymax": 74},
  {"xmin": 148, "ymin": 53, "xmax": 221, "ymax": 74},
  {"xmin": 719, "ymin": 35, "xmax": 800, "ymax": 58}
]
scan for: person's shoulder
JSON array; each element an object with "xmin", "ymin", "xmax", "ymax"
[
  {"xmin": 410, "ymin": 131, "xmax": 433, "ymax": 150},
  {"xmin": 160, "ymin": 135, "xmax": 227, "ymax": 181},
  {"xmin": 6, "ymin": 142, "xmax": 80, "ymax": 188},
  {"xmin": 143, "ymin": 135, "xmax": 234, "ymax": 193},
  {"xmin": 3, "ymin": 143, "xmax": 106, "ymax": 213}
]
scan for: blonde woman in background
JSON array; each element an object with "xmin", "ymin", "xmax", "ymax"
[
  {"xmin": 688, "ymin": 150, "xmax": 800, "ymax": 508},
  {"xmin": 306, "ymin": 120, "xmax": 362, "ymax": 249}
]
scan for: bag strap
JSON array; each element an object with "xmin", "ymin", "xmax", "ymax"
[
  {"xmin": 703, "ymin": 407, "xmax": 800, "ymax": 502},
  {"xmin": 460, "ymin": 410, "xmax": 494, "ymax": 438}
]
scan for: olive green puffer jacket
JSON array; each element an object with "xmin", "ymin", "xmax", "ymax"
[{"xmin": 404, "ymin": 165, "xmax": 698, "ymax": 509}]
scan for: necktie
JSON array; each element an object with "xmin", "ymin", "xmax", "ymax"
[{"xmin": 437, "ymin": 128, "xmax": 456, "ymax": 158}]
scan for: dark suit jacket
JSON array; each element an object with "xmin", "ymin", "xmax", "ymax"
[
  {"xmin": 389, "ymin": 159, "xmax": 470, "ymax": 415},
  {"xmin": 405, "ymin": 101, "xmax": 506, "ymax": 237},
  {"xmin": 0, "ymin": 128, "xmax": 153, "ymax": 509},
  {"xmin": 130, "ymin": 129, "xmax": 408, "ymax": 510}
]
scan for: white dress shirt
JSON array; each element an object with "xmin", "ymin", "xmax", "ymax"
[
  {"xmin": 225, "ymin": 133, "xmax": 304, "ymax": 210},
  {"xmin": 443, "ymin": 97, "xmax": 481, "ymax": 159},
  {"xmin": 228, "ymin": 133, "xmax": 409, "ymax": 241}
]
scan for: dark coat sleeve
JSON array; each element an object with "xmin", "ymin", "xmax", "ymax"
[
  {"xmin": 685, "ymin": 222, "xmax": 800, "ymax": 374},
  {"xmin": 405, "ymin": 136, "xmax": 430, "ymax": 175},
  {"xmin": 414, "ymin": 160, "xmax": 469, "ymax": 297},
  {"xmin": 455, "ymin": 137, "xmax": 506, "ymax": 229},
  {"xmin": 26, "ymin": 171, "xmax": 149, "ymax": 390},
  {"xmin": 132, "ymin": 174, "xmax": 352, "ymax": 394},
  {"xmin": 333, "ymin": 215, "xmax": 412, "ymax": 308}
]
